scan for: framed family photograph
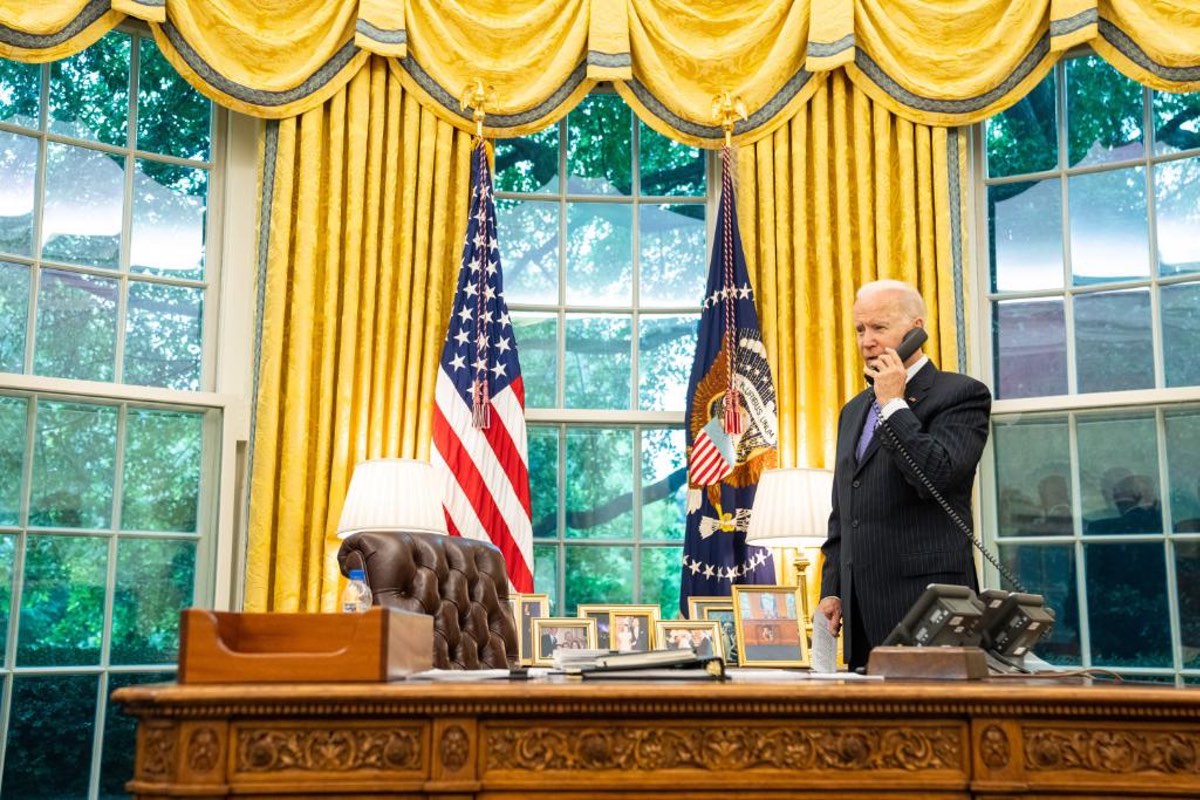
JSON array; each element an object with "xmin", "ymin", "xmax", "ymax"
[
  {"xmin": 575, "ymin": 605, "xmax": 614, "ymax": 650},
  {"xmin": 731, "ymin": 586, "xmax": 807, "ymax": 667},
  {"xmin": 655, "ymin": 620, "xmax": 724, "ymax": 659},
  {"xmin": 703, "ymin": 608, "xmax": 738, "ymax": 664},
  {"xmin": 688, "ymin": 597, "xmax": 737, "ymax": 662},
  {"xmin": 608, "ymin": 605, "xmax": 660, "ymax": 653},
  {"xmin": 532, "ymin": 617, "xmax": 598, "ymax": 666},
  {"xmin": 514, "ymin": 593, "xmax": 550, "ymax": 665}
]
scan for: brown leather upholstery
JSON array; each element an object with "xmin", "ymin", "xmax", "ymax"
[{"xmin": 337, "ymin": 531, "xmax": 519, "ymax": 669}]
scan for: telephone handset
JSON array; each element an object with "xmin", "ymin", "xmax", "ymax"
[
  {"xmin": 894, "ymin": 327, "xmax": 928, "ymax": 362},
  {"xmin": 864, "ymin": 327, "xmax": 927, "ymax": 384}
]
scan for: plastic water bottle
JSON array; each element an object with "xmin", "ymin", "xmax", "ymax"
[{"xmin": 341, "ymin": 569, "xmax": 372, "ymax": 613}]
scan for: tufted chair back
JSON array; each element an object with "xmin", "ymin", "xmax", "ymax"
[{"xmin": 337, "ymin": 531, "xmax": 519, "ymax": 669}]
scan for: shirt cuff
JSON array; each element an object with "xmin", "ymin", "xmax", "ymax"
[{"xmin": 879, "ymin": 398, "xmax": 909, "ymax": 420}]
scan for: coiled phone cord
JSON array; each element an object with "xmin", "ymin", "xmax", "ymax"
[{"xmin": 869, "ymin": 391, "xmax": 1027, "ymax": 593}]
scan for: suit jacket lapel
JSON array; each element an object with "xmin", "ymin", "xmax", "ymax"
[
  {"xmin": 906, "ymin": 360, "xmax": 937, "ymax": 408},
  {"xmin": 844, "ymin": 392, "xmax": 873, "ymax": 476}
]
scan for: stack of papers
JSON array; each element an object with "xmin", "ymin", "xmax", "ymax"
[
  {"xmin": 810, "ymin": 610, "xmax": 839, "ymax": 673},
  {"xmin": 551, "ymin": 648, "xmax": 609, "ymax": 671},
  {"xmin": 590, "ymin": 647, "xmax": 702, "ymax": 670},
  {"xmin": 409, "ymin": 668, "xmax": 516, "ymax": 681},
  {"xmin": 572, "ymin": 647, "xmax": 726, "ymax": 679}
]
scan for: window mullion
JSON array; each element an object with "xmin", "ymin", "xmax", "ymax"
[
  {"xmin": 630, "ymin": 115, "xmax": 640, "ymax": 413},
  {"xmin": 1155, "ymin": 407, "xmax": 1184, "ymax": 683},
  {"xmin": 1066, "ymin": 411, "xmax": 1091, "ymax": 669},
  {"xmin": 1056, "ymin": 63, "xmax": 1079, "ymax": 397},
  {"xmin": 556, "ymin": 422, "xmax": 566, "ymax": 613},
  {"xmin": 26, "ymin": 66, "xmax": 52, "ymax": 376},
  {"xmin": 631, "ymin": 426, "xmax": 642, "ymax": 602},
  {"xmin": 113, "ymin": 39, "xmax": 141, "ymax": 388},
  {"xmin": 1144, "ymin": 84, "xmax": 1166, "ymax": 391}
]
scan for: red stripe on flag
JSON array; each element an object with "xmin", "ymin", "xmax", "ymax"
[
  {"xmin": 690, "ymin": 435, "xmax": 731, "ymax": 486},
  {"xmin": 692, "ymin": 442, "xmax": 719, "ymax": 471},
  {"xmin": 432, "ymin": 404, "xmax": 534, "ymax": 591},
  {"xmin": 478, "ymin": 381, "xmax": 532, "ymax": 517}
]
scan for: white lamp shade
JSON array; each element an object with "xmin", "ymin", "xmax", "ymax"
[
  {"xmin": 336, "ymin": 458, "xmax": 448, "ymax": 538},
  {"xmin": 745, "ymin": 467, "xmax": 834, "ymax": 549}
]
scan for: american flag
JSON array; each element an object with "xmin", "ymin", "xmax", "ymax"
[{"xmin": 431, "ymin": 142, "xmax": 534, "ymax": 592}]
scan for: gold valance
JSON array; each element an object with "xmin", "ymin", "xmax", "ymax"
[
  {"xmin": 0, "ymin": 0, "xmax": 122, "ymax": 62},
  {"xmin": 2, "ymin": 1, "xmax": 1197, "ymax": 137},
  {"xmin": 614, "ymin": 0, "xmax": 819, "ymax": 148}
]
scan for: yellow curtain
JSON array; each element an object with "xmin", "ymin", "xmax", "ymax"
[
  {"xmin": 737, "ymin": 71, "xmax": 969, "ymax": 613},
  {"xmin": 614, "ymin": 0, "xmax": 818, "ymax": 148},
  {"xmin": 393, "ymin": 0, "xmax": 596, "ymax": 137},
  {"xmin": 148, "ymin": 0, "xmax": 370, "ymax": 119},
  {"xmin": 739, "ymin": 70, "xmax": 968, "ymax": 472},
  {"xmin": 843, "ymin": 0, "xmax": 1059, "ymax": 126},
  {"xmin": 0, "ymin": 0, "xmax": 121, "ymax": 61},
  {"xmin": 245, "ymin": 57, "xmax": 474, "ymax": 612},
  {"xmin": 4, "ymin": 2, "xmax": 1198, "ymax": 134}
]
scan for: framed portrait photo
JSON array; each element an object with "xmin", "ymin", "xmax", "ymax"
[
  {"xmin": 575, "ymin": 605, "xmax": 615, "ymax": 650},
  {"xmin": 516, "ymin": 593, "xmax": 550, "ymax": 666},
  {"xmin": 731, "ymin": 586, "xmax": 808, "ymax": 667},
  {"xmin": 655, "ymin": 619, "xmax": 724, "ymax": 660},
  {"xmin": 532, "ymin": 617, "xmax": 598, "ymax": 666},
  {"xmin": 607, "ymin": 605, "xmax": 661, "ymax": 653},
  {"xmin": 699, "ymin": 605, "xmax": 737, "ymax": 663}
]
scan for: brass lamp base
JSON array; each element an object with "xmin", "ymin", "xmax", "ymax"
[{"xmin": 792, "ymin": 551, "xmax": 813, "ymax": 625}]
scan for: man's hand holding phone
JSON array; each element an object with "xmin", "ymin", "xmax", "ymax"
[
  {"xmin": 864, "ymin": 349, "xmax": 908, "ymax": 404},
  {"xmin": 864, "ymin": 327, "xmax": 927, "ymax": 404}
]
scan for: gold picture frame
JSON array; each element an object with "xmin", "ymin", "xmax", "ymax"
[
  {"xmin": 687, "ymin": 595, "xmax": 732, "ymax": 620},
  {"xmin": 576, "ymin": 604, "xmax": 663, "ymax": 652},
  {"xmin": 699, "ymin": 604, "xmax": 737, "ymax": 664},
  {"xmin": 607, "ymin": 605, "xmax": 661, "ymax": 653},
  {"xmin": 575, "ymin": 604, "xmax": 615, "ymax": 650},
  {"xmin": 731, "ymin": 585, "xmax": 808, "ymax": 668},
  {"xmin": 514, "ymin": 593, "xmax": 550, "ymax": 666},
  {"xmin": 532, "ymin": 617, "xmax": 598, "ymax": 666},
  {"xmin": 655, "ymin": 619, "xmax": 724, "ymax": 660}
]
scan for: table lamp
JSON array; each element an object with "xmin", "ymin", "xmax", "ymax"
[
  {"xmin": 745, "ymin": 467, "xmax": 834, "ymax": 621},
  {"xmin": 336, "ymin": 458, "xmax": 448, "ymax": 538}
]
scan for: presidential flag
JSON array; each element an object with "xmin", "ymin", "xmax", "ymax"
[
  {"xmin": 680, "ymin": 147, "xmax": 778, "ymax": 615},
  {"xmin": 431, "ymin": 141, "xmax": 534, "ymax": 592}
]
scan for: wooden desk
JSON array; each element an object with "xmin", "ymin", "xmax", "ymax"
[{"xmin": 113, "ymin": 677, "xmax": 1200, "ymax": 799}]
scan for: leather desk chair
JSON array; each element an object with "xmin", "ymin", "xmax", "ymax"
[{"xmin": 337, "ymin": 531, "xmax": 519, "ymax": 669}]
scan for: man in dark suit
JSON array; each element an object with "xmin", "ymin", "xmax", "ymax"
[
  {"xmin": 817, "ymin": 280, "xmax": 991, "ymax": 670},
  {"xmin": 540, "ymin": 630, "xmax": 558, "ymax": 658}
]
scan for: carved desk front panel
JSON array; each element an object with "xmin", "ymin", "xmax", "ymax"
[{"xmin": 113, "ymin": 678, "xmax": 1200, "ymax": 799}]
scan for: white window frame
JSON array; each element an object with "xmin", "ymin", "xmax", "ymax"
[
  {"xmin": 0, "ymin": 24, "xmax": 259, "ymax": 794},
  {"xmin": 969, "ymin": 54, "xmax": 1200, "ymax": 683},
  {"xmin": 501, "ymin": 91, "xmax": 718, "ymax": 612}
]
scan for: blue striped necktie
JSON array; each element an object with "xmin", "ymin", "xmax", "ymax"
[{"xmin": 855, "ymin": 402, "xmax": 878, "ymax": 462}]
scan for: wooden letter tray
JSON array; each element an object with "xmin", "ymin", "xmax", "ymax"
[{"xmin": 178, "ymin": 607, "xmax": 433, "ymax": 683}]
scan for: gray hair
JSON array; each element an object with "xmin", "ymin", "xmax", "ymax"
[{"xmin": 856, "ymin": 279, "xmax": 926, "ymax": 320}]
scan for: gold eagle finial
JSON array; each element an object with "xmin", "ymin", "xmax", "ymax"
[
  {"xmin": 711, "ymin": 91, "xmax": 747, "ymax": 148},
  {"xmin": 460, "ymin": 79, "xmax": 496, "ymax": 139}
]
